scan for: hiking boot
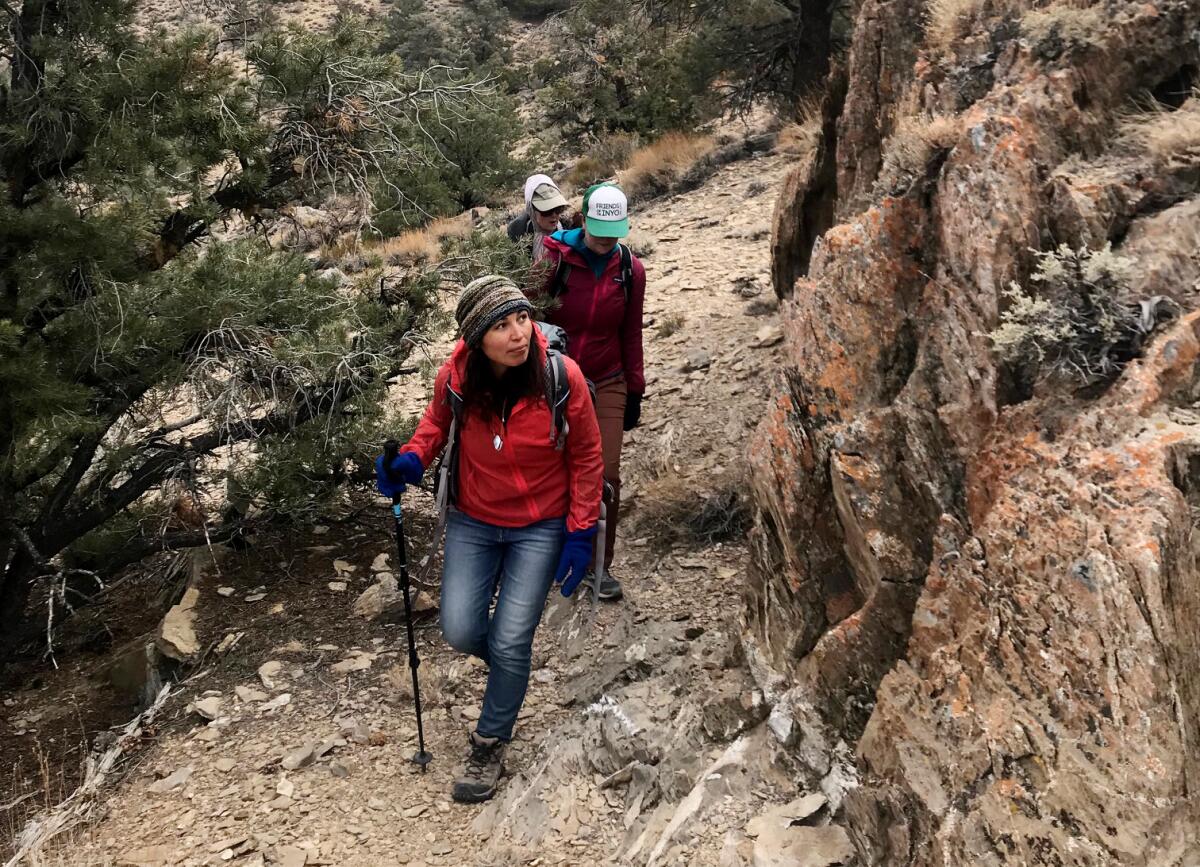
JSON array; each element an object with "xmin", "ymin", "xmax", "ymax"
[
  {"xmin": 581, "ymin": 570, "xmax": 623, "ymax": 601},
  {"xmin": 451, "ymin": 731, "xmax": 506, "ymax": 804}
]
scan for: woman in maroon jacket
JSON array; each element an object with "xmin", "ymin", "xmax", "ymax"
[
  {"xmin": 534, "ymin": 183, "xmax": 645, "ymax": 601},
  {"xmin": 376, "ymin": 276, "xmax": 604, "ymax": 803}
]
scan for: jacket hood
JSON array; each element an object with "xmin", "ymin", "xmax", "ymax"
[
  {"xmin": 543, "ymin": 230, "xmax": 591, "ymax": 266},
  {"xmin": 524, "ymin": 173, "xmax": 557, "ymax": 206},
  {"xmin": 549, "ymin": 227, "xmax": 585, "ymax": 248}
]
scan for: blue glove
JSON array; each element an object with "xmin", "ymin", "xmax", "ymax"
[
  {"xmin": 375, "ymin": 451, "xmax": 423, "ymax": 498},
  {"xmin": 554, "ymin": 524, "xmax": 598, "ymax": 597}
]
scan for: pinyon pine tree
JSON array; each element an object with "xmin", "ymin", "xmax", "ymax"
[{"xmin": 0, "ymin": 1, "xmax": 493, "ymax": 654}]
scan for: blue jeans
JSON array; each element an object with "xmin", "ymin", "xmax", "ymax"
[{"xmin": 440, "ymin": 511, "xmax": 564, "ymax": 742}]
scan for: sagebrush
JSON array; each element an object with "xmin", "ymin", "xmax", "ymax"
[{"xmin": 989, "ymin": 243, "xmax": 1178, "ymax": 385}]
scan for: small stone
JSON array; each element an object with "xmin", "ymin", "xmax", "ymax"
[
  {"xmin": 193, "ymin": 697, "xmax": 222, "ymax": 720},
  {"xmin": 244, "ymin": 593, "xmax": 266, "ymax": 603},
  {"xmin": 117, "ymin": 845, "xmax": 176, "ymax": 865},
  {"xmin": 236, "ymin": 686, "xmax": 268, "ymax": 703},
  {"xmin": 330, "ymin": 653, "xmax": 375, "ymax": 675},
  {"xmin": 215, "ymin": 758, "xmax": 236, "ymax": 773},
  {"xmin": 281, "ymin": 744, "xmax": 316, "ymax": 771},
  {"xmin": 217, "ymin": 586, "xmax": 236, "ymax": 597},
  {"xmin": 367, "ymin": 797, "xmax": 386, "ymax": 811},
  {"xmin": 402, "ymin": 804, "xmax": 428, "ymax": 818},
  {"xmin": 157, "ymin": 587, "xmax": 201, "ymax": 662},
  {"xmin": 258, "ymin": 661, "xmax": 283, "ymax": 690},
  {"xmin": 330, "ymin": 762, "xmax": 350, "ymax": 778},
  {"xmin": 276, "ymin": 777, "xmax": 295, "ymax": 798},
  {"xmin": 328, "ymin": 581, "xmax": 348, "ymax": 592},
  {"xmin": 267, "ymin": 795, "xmax": 294, "ymax": 810},
  {"xmin": 147, "ymin": 767, "xmax": 192, "ymax": 794},
  {"xmin": 684, "ymin": 349, "xmax": 712, "ymax": 372},
  {"xmin": 215, "ymin": 633, "xmax": 243, "ymax": 655},
  {"xmin": 333, "ymin": 559, "xmax": 356, "ymax": 574},
  {"xmin": 275, "ymin": 846, "xmax": 308, "ymax": 867},
  {"xmin": 370, "ymin": 553, "xmax": 390, "ymax": 573},
  {"xmin": 430, "ymin": 842, "xmax": 452, "ymax": 856},
  {"xmin": 209, "ymin": 836, "xmax": 248, "ymax": 854},
  {"xmin": 753, "ymin": 324, "xmax": 783, "ymax": 348},
  {"xmin": 339, "ymin": 717, "xmax": 367, "ymax": 741},
  {"xmin": 259, "ymin": 693, "xmax": 291, "ymax": 713}
]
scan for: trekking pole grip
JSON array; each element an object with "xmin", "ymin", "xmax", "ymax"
[{"xmin": 383, "ymin": 439, "xmax": 402, "ymax": 509}]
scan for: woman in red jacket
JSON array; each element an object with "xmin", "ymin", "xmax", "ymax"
[
  {"xmin": 534, "ymin": 183, "xmax": 645, "ymax": 601},
  {"xmin": 376, "ymin": 275, "xmax": 604, "ymax": 804}
]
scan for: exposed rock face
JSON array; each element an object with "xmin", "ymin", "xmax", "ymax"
[{"xmin": 755, "ymin": 0, "xmax": 1200, "ymax": 860}]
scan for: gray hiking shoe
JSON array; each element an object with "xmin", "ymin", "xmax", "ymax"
[
  {"xmin": 451, "ymin": 731, "xmax": 506, "ymax": 804},
  {"xmin": 581, "ymin": 570, "xmax": 623, "ymax": 601}
]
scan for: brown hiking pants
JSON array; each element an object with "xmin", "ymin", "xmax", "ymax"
[{"xmin": 593, "ymin": 375, "xmax": 627, "ymax": 571}]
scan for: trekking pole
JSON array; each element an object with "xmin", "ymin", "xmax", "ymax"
[{"xmin": 383, "ymin": 440, "xmax": 433, "ymax": 771}]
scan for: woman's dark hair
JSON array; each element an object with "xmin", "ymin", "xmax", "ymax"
[{"xmin": 462, "ymin": 339, "xmax": 546, "ymax": 422}]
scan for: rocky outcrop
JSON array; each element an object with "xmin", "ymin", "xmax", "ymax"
[{"xmin": 753, "ymin": 0, "xmax": 1200, "ymax": 860}]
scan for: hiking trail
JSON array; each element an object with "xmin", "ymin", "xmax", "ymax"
[{"xmin": 45, "ymin": 140, "xmax": 804, "ymax": 867}]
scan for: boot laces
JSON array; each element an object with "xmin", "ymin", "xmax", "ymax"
[{"xmin": 466, "ymin": 739, "xmax": 497, "ymax": 775}]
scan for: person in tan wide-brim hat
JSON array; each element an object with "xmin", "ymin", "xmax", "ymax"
[{"xmin": 507, "ymin": 173, "xmax": 570, "ymax": 259}]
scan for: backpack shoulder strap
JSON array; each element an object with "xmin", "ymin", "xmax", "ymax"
[
  {"xmin": 417, "ymin": 373, "xmax": 465, "ymax": 583},
  {"xmin": 550, "ymin": 253, "xmax": 572, "ymax": 299},
  {"xmin": 617, "ymin": 244, "xmax": 633, "ymax": 306},
  {"xmin": 544, "ymin": 349, "xmax": 571, "ymax": 450}
]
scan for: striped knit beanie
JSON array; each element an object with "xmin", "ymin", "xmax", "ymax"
[{"xmin": 456, "ymin": 275, "xmax": 533, "ymax": 348}]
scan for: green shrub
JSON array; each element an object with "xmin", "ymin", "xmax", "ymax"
[
  {"xmin": 640, "ymin": 0, "xmax": 852, "ymax": 112},
  {"xmin": 989, "ymin": 244, "xmax": 1178, "ymax": 385},
  {"xmin": 0, "ymin": 9, "xmax": 479, "ymax": 645},
  {"xmin": 371, "ymin": 93, "xmax": 527, "ymax": 235},
  {"xmin": 383, "ymin": 0, "xmax": 513, "ymax": 70},
  {"xmin": 535, "ymin": 0, "xmax": 719, "ymax": 138}
]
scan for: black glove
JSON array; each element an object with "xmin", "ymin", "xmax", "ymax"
[{"xmin": 624, "ymin": 392, "xmax": 643, "ymax": 431}]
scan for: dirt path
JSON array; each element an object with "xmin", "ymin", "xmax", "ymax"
[{"xmin": 41, "ymin": 144, "xmax": 795, "ymax": 867}]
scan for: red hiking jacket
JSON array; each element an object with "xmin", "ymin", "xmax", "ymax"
[
  {"xmin": 401, "ymin": 330, "xmax": 604, "ymax": 533},
  {"xmin": 535, "ymin": 232, "xmax": 646, "ymax": 395}
]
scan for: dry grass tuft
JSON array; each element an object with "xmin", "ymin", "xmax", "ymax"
[
  {"xmin": 775, "ymin": 119, "xmax": 822, "ymax": 157},
  {"xmin": 567, "ymin": 133, "xmax": 638, "ymax": 188},
  {"xmin": 369, "ymin": 215, "xmax": 476, "ymax": 266},
  {"xmin": 618, "ymin": 133, "xmax": 714, "ymax": 201},
  {"xmin": 631, "ymin": 473, "xmax": 752, "ymax": 545},
  {"xmin": 625, "ymin": 230, "xmax": 657, "ymax": 258},
  {"xmin": 1020, "ymin": 3, "xmax": 1107, "ymax": 49},
  {"xmin": 775, "ymin": 97, "xmax": 823, "ymax": 157},
  {"xmin": 655, "ymin": 313, "xmax": 686, "ymax": 339},
  {"xmin": 1121, "ymin": 91, "xmax": 1200, "ymax": 165},
  {"xmin": 875, "ymin": 113, "xmax": 961, "ymax": 194},
  {"xmin": 925, "ymin": 0, "xmax": 986, "ymax": 54}
]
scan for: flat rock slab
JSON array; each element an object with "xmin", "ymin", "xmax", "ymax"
[
  {"xmin": 157, "ymin": 587, "xmax": 200, "ymax": 662},
  {"xmin": 147, "ymin": 767, "xmax": 192, "ymax": 795},
  {"xmin": 752, "ymin": 824, "xmax": 853, "ymax": 867},
  {"xmin": 117, "ymin": 845, "xmax": 177, "ymax": 866}
]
